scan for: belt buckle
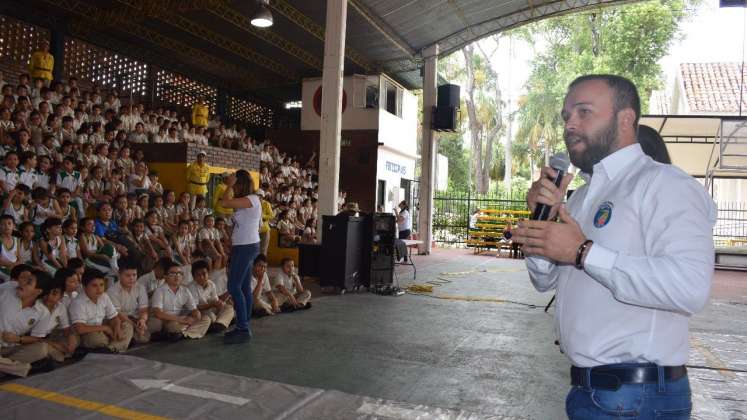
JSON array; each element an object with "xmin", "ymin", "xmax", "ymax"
[{"xmin": 590, "ymin": 372, "xmax": 622, "ymax": 391}]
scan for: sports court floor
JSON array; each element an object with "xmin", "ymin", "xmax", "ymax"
[{"xmin": 1, "ymin": 249, "xmax": 745, "ymax": 419}]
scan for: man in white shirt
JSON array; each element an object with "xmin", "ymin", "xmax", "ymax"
[
  {"xmin": 272, "ymin": 258, "xmax": 311, "ymax": 310},
  {"xmin": 513, "ymin": 75, "xmax": 715, "ymax": 418},
  {"xmin": 137, "ymin": 256, "xmax": 169, "ymax": 297},
  {"xmin": 149, "ymin": 260, "xmax": 210, "ymax": 339},
  {"xmin": 0, "ymin": 267, "xmax": 53, "ymax": 377},
  {"xmin": 108, "ymin": 260, "xmax": 151, "ymax": 343},
  {"xmin": 251, "ymin": 254, "xmax": 279, "ymax": 316},
  {"xmin": 187, "ymin": 260, "xmax": 234, "ymax": 331},
  {"xmin": 70, "ymin": 269, "xmax": 133, "ymax": 353}
]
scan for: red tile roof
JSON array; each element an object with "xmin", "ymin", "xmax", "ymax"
[{"xmin": 680, "ymin": 62, "xmax": 747, "ymax": 113}]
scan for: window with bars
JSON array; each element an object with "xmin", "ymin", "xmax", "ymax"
[
  {"xmin": 228, "ymin": 95, "xmax": 274, "ymax": 127},
  {"xmin": 0, "ymin": 15, "xmax": 50, "ymax": 65},
  {"xmin": 64, "ymin": 38, "xmax": 148, "ymax": 95},
  {"xmin": 155, "ymin": 69, "xmax": 217, "ymax": 113}
]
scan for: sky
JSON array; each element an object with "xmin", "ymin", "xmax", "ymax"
[{"xmin": 661, "ymin": 0, "xmax": 746, "ymax": 86}]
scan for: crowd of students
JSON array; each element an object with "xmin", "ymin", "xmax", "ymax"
[
  {"xmin": 257, "ymin": 148, "xmax": 321, "ymax": 248},
  {"xmin": 0, "ymin": 71, "xmax": 316, "ymax": 377}
]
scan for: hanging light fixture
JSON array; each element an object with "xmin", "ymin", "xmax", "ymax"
[{"xmin": 251, "ymin": 0, "xmax": 273, "ymax": 28}]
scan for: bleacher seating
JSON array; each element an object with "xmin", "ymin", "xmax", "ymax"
[{"xmin": 466, "ymin": 209, "xmax": 530, "ymax": 255}]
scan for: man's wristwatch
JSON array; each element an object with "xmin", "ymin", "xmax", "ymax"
[{"xmin": 575, "ymin": 240, "xmax": 594, "ymax": 270}]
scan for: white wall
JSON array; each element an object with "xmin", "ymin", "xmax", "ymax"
[
  {"xmin": 436, "ymin": 153, "xmax": 449, "ymax": 191},
  {"xmin": 377, "ymin": 81, "xmax": 418, "ymax": 158},
  {"xmin": 376, "ymin": 147, "xmax": 416, "ymax": 213},
  {"xmin": 667, "ymin": 143, "xmax": 714, "ymax": 176},
  {"xmin": 300, "ymin": 76, "xmax": 379, "ymax": 131},
  {"xmin": 712, "ymin": 178, "xmax": 747, "ymax": 203}
]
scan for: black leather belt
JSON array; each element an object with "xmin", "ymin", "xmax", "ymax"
[
  {"xmin": 189, "ymin": 181, "xmax": 208, "ymax": 185},
  {"xmin": 571, "ymin": 364, "xmax": 687, "ymax": 391}
]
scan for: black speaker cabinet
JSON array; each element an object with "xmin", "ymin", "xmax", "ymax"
[
  {"xmin": 438, "ymin": 84, "xmax": 460, "ymax": 109},
  {"xmin": 370, "ymin": 244, "xmax": 394, "ymax": 286},
  {"xmin": 434, "ymin": 106, "xmax": 458, "ymax": 131},
  {"xmin": 298, "ymin": 243, "xmax": 322, "ymax": 278},
  {"xmin": 321, "ymin": 215, "xmax": 367, "ymax": 290}
]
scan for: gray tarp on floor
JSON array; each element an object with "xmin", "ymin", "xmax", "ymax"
[{"xmin": 0, "ymin": 354, "xmax": 523, "ymax": 419}]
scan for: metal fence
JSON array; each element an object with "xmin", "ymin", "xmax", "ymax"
[
  {"xmin": 714, "ymin": 201, "xmax": 747, "ymax": 247},
  {"xmin": 432, "ymin": 192, "xmax": 747, "ymax": 248},
  {"xmin": 433, "ymin": 190, "xmax": 527, "ymax": 246}
]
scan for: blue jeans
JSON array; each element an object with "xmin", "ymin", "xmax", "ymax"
[
  {"xmin": 228, "ymin": 243, "xmax": 260, "ymax": 331},
  {"xmin": 566, "ymin": 364, "xmax": 692, "ymax": 419}
]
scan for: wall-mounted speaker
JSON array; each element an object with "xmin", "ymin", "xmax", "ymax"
[
  {"xmin": 438, "ymin": 84, "xmax": 460, "ymax": 109},
  {"xmin": 433, "ymin": 106, "xmax": 458, "ymax": 131}
]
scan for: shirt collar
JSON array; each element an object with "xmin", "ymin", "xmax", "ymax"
[{"xmin": 591, "ymin": 143, "xmax": 643, "ymax": 181}]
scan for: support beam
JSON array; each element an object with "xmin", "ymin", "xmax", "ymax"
[
  {"xmin": 50, "ymin": 29, "xmax": 65, "ymax": 82},
  {"xmin": 317, "ymin": 0, "xmax": 347, "ymax": 239},
  {"xmin": 216, "ymin": 89, "xmax": 228, "ymax": 121},
  {"xmin": 417, "ymin": 44, "xmax": 439, "ymax": 255}
]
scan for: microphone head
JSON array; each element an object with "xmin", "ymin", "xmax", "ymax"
[{"xmin": 549, "ymin": 152, "xmax": 570, "ymax": 172}]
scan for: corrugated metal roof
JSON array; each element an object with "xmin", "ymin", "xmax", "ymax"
[{"xmin": 1, "ymin": 0, "xmax": 631, "ymax": 104}]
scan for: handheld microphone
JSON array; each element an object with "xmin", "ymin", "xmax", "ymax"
[{"xmin": 532, "ymin": 152, "xmax": 571, "ymax": 221}]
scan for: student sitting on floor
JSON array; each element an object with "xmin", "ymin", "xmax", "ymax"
[
  {"xmin": 0, "ymin": 265, "xmax": 54, "ymax": 377},
  {"xmin": 148, "ymin": 259, "xmax": 210, "ymax": 340},
  {"xmin": 198, "ymin": 214, "xmax": 226, "ymax": 273},
  {"xmin": 66, "ymin": 258, "xmax": 85, "ymax": 295},
  {"xmin": 69, "ymin": 269, "xmax": 133, "ymax": 353},
  {"xmin": 137, "ymin": 256, "xmax": 172, "ymax": 300},
  {"xmin": 107, "ymin": 259, "xmax": 151, "ymax": 345},
  {"xmin": 38, "ymin": 217, "xmax": 67, "ymax": 275},
  {"xmin": 272, "ymin": 257, "xmax": 312, "ymax": 311},
  {"xmin": 187, "ymin": 259, "xmax": 234, "ymax": 332},
  {"xmin": 41, "ymin": 269, "xmax": 79, "ymax": 362},
  {"xmin": 0, "ymin": 215, "xmax": 19, "ymax": 283},
  {"xmin": 251, "ymin": 254, "xmax": 280, "ymax": 317},
  {"xmin": 59, "ymin": 265, "xmax": 80, "ymax": 308}
]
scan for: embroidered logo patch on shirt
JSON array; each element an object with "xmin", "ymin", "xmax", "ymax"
[
  {"xmin": 594, "ymin": 202, "xmax": 613, "ymax": 228},
  {"xmin": 28, "ymin": 318, "xmax": 35, "ymax": 326}
]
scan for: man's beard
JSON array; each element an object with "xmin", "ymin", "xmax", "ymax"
[{"xmin": 564, "ymin": 116, "xmax": 619, "ymax": 174}]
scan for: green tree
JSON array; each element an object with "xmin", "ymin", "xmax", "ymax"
[
  {"xmin": 438, "ymin": 132, "xmax": 471, "ymax": 191},
  {"xmin": 514, "ymin": 0, "xmax": 697, "ymax": 176},
  {"xmin": 462, "ymin": 40, "xmax": 505, "ymax": 194}
]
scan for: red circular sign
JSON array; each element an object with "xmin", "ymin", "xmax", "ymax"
[{"xmin": 313, "ymin": 86, "xmax": 347, "ymax": 116}]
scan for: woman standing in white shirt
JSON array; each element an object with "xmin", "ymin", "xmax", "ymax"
[
  {"xmin": 397, "ymin": 201, "xmax": 412, "ymax": 239},
  {"xmin": 220, "ymin": 170, "xmax": 260, "ymax": 345}
]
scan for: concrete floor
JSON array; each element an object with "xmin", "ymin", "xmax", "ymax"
[
  {"xmin": 0, "ymin": 249, "xmax": 747, "ymax": 420},
  {"xmin": 123, "ymin": 248, "xmax": 747, "ymax": 419}
]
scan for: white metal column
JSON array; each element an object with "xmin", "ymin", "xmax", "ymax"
[
  {"xmin": 317, "ymin": 0, "xmax": 348, "ymax": 239},
  {"xmin": 417, "ymin": 44, "xmax": 439, "ymax": 254}
]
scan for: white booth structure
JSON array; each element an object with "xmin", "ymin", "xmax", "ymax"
[{"xmin": 298, "ymin": 74, "xmax": 418, "ymax": 214}]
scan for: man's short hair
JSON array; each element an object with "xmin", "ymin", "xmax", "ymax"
[
  {"xmin": 191, "ymin": 259, "xmax": 209, "ymax": 275},
  {"xmin": 67, "ymin": 258, "xmax": 84, "ymax": 271},
  {"xmin": 82, "ymin": 269, "xmax": 106, "ymax": 286},
  {"xmin": 568, "ymin": 74, "xmax": 641, "ymax": 127},
  {"xmin": 33, "ymin": 270, "xmax": 55, "ymax": 296},
  {"xmin": 11, "ymin": 264, "xmax": 34, "ymax": 280},
  {"xmin": 254, "ymin": 254, "xmax": 267, "ymax": 266},
  {"xmin": 54, "ymin": 268, "xmax": 77, "ymax": 285},
  {"xmin": 118, "ymin": 258, "xmax": 139, "ymax": 273},
  {"xmin": 280, "ymin": 257, "xmax": 294, "ymax": 267}
]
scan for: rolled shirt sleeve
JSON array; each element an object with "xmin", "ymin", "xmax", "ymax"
[{"xmin": 526, "ymin": 255, "xmax": 560, "ymax": 293}]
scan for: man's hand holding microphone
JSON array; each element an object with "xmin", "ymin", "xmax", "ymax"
[{"xmin": 512, "ymin": 153, "xmax": 591, "ymax": 266}]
